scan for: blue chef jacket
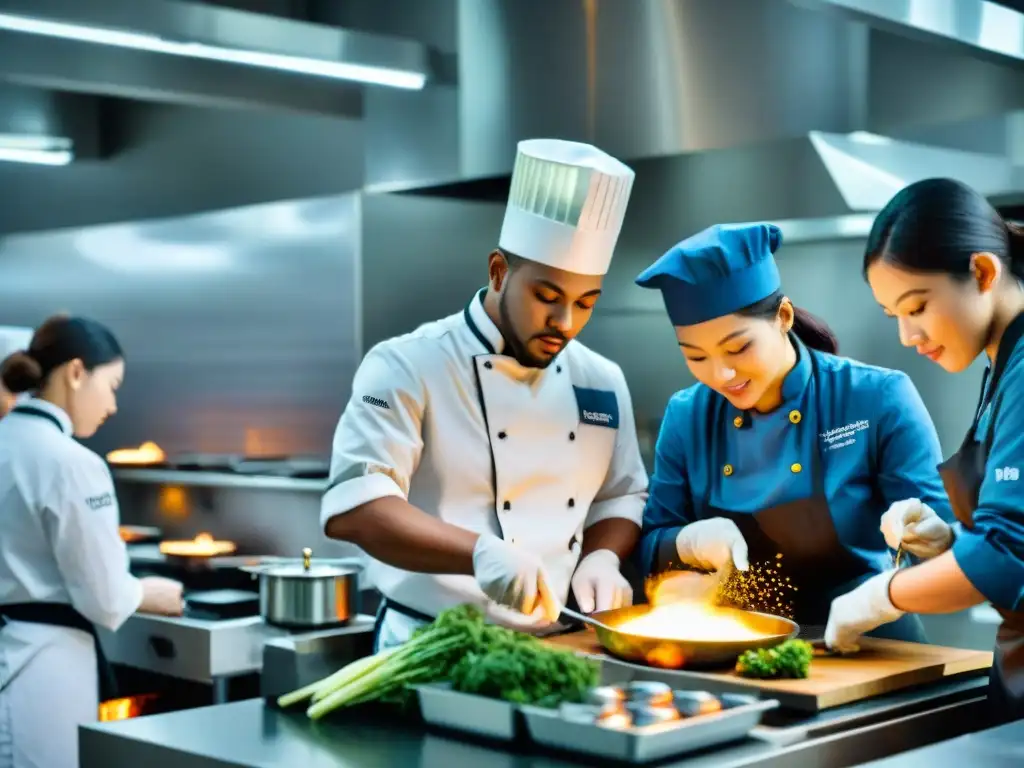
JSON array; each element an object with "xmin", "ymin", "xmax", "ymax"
[
  {"xmin": 952, "ymin": 342, "xmax": 1024, "ymax": 614},
  {"xmin": 640, "ymin": 337, "xmax": 953, "ymax": 589}
]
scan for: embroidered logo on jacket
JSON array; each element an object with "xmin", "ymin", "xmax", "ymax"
[
  {"xmin": 820, "ymin": 420, "xmax": 869, "ymax": 451},
  {"xmin": 574, "ymin": 386, "xmax": 620, "ymax": 429},
  {"xmin": 362, "ymin": 395, "xmax": 391, "ymax": 410},
  {"xmin": 996, "ymin": 466, "xmax": 1020, "ymax": 482},
  {"xmin": 85, "ymin": 492, "xmax": 114, "ymax": 511}
]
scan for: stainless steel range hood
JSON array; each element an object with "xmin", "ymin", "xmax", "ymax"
[
  {"xmin": 790, "ymin": 0, "xmax": 1024, "ymax": 69},
  {"xmin": 0, "ymin": 0, "xmax": 433, "ymax": 116},
  {"xmin": 407, "ymin": 128, "xmax": 1022, "ymax": 245},
  {"xmin": 358, "ymin": 0, "xmax": 1024, "ymax": 239}
]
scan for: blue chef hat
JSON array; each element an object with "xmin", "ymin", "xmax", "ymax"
[{"xmin": 634, "ymin": 222, "xmax": 783, "ymax": 327}]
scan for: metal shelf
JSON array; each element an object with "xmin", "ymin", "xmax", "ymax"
[{"xmin": 112, "ymin": 468, "xmax": 327, "ymax": 493}]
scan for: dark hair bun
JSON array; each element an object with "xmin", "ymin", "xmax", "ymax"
[{"xmin": 0, "ymin": 352, "xmax": 44, "ymax": 394}]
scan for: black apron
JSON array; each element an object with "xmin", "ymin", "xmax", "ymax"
[
  {"xmin": 0, "ymin": 404, "xmax": 120, "ymax": 703},
  {"xmin": 937, "ymin": 312, "xmax": 1024, "ymax": 725},
  {"xmin": 704, "ymin": 353, "xmax": 926, "ymax": 641},
  {"xmin": 371, "ymin": 597, "xmax": 435, "ymax": 652}
]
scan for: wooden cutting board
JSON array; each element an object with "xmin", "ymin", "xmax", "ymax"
[{"xmin": 543, "ymin": 630, "xmax": 993, "ymax": 712}]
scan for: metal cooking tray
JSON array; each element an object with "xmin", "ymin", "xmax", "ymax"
[
  {"xmin": 416, "ymin": 682, "xmax": 524, "ymax": 742},
  {"xmin": 521, "ymin": 691, "xmax": 779, "ymax": 764}
]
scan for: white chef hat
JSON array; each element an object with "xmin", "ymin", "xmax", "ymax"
[
  {"xmin": 498, "ymin": 139, "xmax": 635, "ymax": 276},
  {"xmin": 0, "ymin": 326, "xmax": 32, "ymax": 363}
]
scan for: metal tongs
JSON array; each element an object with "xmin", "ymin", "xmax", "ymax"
[{"xmin": 892, "ymin": 544, "xmax": 906, "ymax": 570}]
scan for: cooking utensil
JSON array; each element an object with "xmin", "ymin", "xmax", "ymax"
[
  {"xmin": 893, "ymin": 544, "xmax": 906, "ymax": 569},
  {"xmin": 559, "ymin": 606, "xmax": 618, "ymax": 633},
  {"xmin": 184, "ymin": 589, "xmax": 259, "ymax": 620},
  {"xmin": 568, "ymin": 603, "xmax": 798, "ymax": 670},
  {"xmin": 240, "ymin": 547, "xmax": 361, "ymax": 628},
  {"xmin": 119, "ymin": 525, "xmax": 163, "ymax": 544}
]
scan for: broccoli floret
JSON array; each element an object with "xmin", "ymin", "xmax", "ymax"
[
  {"xmin": 451, "ymin": 633, "xmax": 600, "ymax": 707},
  {"xmin": 735, "ymin": 640, "xmax": 814, "ymax": 679}
]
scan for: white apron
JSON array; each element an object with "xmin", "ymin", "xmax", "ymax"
[
  {"xmin": 0, "ymin": 399, "xmax": 144, "ymax": 768},
  {"xmin": 0, "ymin": 622, "xmax": 97, "ymax": 768},
  {"xmin": 322, "ymin": 290, "xmax": 648, "ymax": 650}
]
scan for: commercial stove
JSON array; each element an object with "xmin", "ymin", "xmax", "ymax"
[{"xmin": 98, "ymin": 538, "xmax": 375, "ymax": 719}]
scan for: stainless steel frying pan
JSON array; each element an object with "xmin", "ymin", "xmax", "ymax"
[{"xmin": 560, "ymin": 603, "xmax": 799, "ymax": 670}]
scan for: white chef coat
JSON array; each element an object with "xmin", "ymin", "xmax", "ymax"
[
  {"xmin": 322, "ymin": 289, "xmax": 649, "ymax": 648},
  {"xmin": 0, "ymin": 397, "xmax": 142, "ymax": 768}
]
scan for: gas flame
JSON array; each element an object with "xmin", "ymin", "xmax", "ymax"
[
  {"xmin": 158, "ymin": 532, "xmax": 236, "ymax": 557},
  {"xmin": 106, "ymin": 441, "xmax": 166, "ymax": 464}
]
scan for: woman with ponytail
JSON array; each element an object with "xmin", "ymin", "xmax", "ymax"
[
  {"xmin": 0, "ymin": 315, "xmax": 183, "ymax": 768},
  {"xmin": 829, "ymin": 178, "xmax": 1024, "ymax": 724},
  {"xmin": 633, "ymin": 222, "xmax": 949, "ymax": 643}
]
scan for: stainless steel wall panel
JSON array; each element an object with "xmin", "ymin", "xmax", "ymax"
[{"xmin": 0, "ymin": 194, "xmax": 361, "ymax": 458}]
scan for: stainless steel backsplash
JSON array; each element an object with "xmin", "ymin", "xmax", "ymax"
[{"xmin": 0, "ymin": 195, "xmax": 362, "ymax": 458}]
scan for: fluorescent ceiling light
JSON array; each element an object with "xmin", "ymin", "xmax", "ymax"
[
  {"xmin": 0, "ymin": 133, "xmax": 73, "ymax": 166},
  {"xmin": 0, "ymin": 12, "xmax": 426, "ymax": 90}
]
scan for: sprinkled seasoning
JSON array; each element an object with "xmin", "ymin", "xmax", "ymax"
[{"xmin": 715, "ymin": 556, "xmax": 798, "ymax": 619}]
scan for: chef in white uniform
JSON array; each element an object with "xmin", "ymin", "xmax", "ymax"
[
  {"xmin": 0, "ymin": 327, "xmax": 31, "ymax": 418},
  {"xmin": 322, "ymin": 139, "xmax": 649, "ymax": 650},
  {"xmin": 0, "ymin": 314, "xmax": 183, "ymax": 768}
]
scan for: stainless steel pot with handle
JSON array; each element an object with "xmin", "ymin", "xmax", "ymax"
[{"xmin": 240, "ymin": 548, "xmax": 362, "ymax": 628}]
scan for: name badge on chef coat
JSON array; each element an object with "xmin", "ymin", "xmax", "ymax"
[{"xmin": 574, "ymin": 387, "xmax": 619, "ymax": 430}]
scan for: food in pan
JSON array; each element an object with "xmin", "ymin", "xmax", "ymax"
[
  {"xmin": 587, "ymin": 685, "xmax": 626, "ymax": 710},
  {"xmin": 614, "ymin": 602, "xmax": 774, "ymax": 642},
  {"xmin": 623, "ymin": 680, "xmax": 673, "ymax": 706},
  {"xmin": 567, "ymin": 687, "xmax": 726, "ymax": 729},
  {"xmin": 673, "ymin": 690, "xmax": 723, "ymax": 716},
  {"xmin": 735, "ymin": 639, "xmax": 814, "ymax": 679}
]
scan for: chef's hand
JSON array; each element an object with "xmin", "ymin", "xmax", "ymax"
[
  {"xmin": 571, "ymin": 549, "xmax": 632, "ymax": 614},
  {"xmin": 473, "ymin": 533, "xmax": 560, "ymax": 621},
  {"xmin": 824, "ymin": 571, "xmax": 904, "ymax": 653},
  {"xmin": 674, "ymin": 518, "xmax": 749, "ymax": 574},
  {"xmin": 139, "ymin": 576, "xmax": 185, "ymax": 616},
  {"xmin": 880, "ymin": 498, "xmax": 953, "ymax": 559}
]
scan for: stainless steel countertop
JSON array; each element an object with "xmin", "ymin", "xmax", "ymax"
[
  {"xmin": 79, "ymin": 676, "xmax": 996, "ymax": 768},
  {"xmin": 856, "ymin": 718, "xmax": 1024, "ymax": 767}
]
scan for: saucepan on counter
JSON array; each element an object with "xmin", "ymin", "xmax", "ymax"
[{"xmin": 240, "ymin": 548, "xmax": 363, "ymax": 629}]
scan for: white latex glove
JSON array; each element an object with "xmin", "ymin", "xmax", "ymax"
[
  {"xmin": 473, "ymin": 533, "xmax": 559, "ymax": 621},
  {"xmin": 674, "ymin": 518, "xmax": 750, "ymax": 574},
  {"xmin": 824, "ymin": 571, "xmax": 904, "ymax": 653},
  {"xmin": 880, "ymin": 498, "xmax": 953, "ymax": 559},
  {"xmin": 570, "ymin": 549, "xmax": 632, "ymax": 614}
]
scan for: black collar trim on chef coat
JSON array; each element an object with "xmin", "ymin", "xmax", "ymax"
[
  {"xmin": 728, "ymin": 333, "xmax": 813, "ymax": 428},
  {"xmin": 463, "ymin": 287, "xmax": 506, "ymax": 356},
  {"xmin": 10, "ymin": 400, "xmax": 71, "ymax": 435}
]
